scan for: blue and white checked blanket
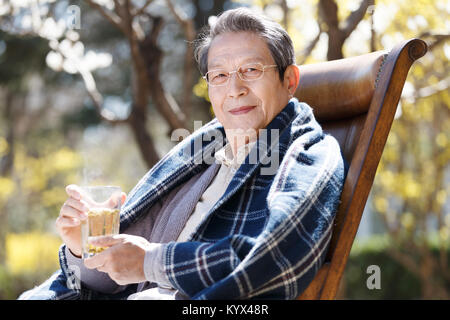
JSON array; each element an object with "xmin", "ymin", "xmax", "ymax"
[{"xmin": 19, "ymin": 98, "xmax": 345, "ymax": 300}]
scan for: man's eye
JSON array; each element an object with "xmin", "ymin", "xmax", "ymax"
[
  {"xmin": 211, "ymin": 73, "xmax": 227, "ymax": 79},
  {"xmin": 242, "ymin": 67, "xmax": 262, "ymax": 79},
  {"xmin": 243, "ymin": 67, "xmax": 260, "ymax": 74}
]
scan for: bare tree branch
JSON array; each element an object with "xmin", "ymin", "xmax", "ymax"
[
  {"xmin": 53, "ymin": 44, "xmax": 128, "ymax": 124},
  {"xmin": 167, "ymin": 2, "xmax": 196, "ymax": 45},
  {"xmin": 319, "ymin": 0, "xmax": 339, "ymax": 31},
  {"xmin": 418, "ymin": 32, "xmax": 450, "ymax": 51},
  {"xmin": 165, "ymin": 0, "xmax": 196, "ymax": 47},
  {"xmin": 368, "ymin": 4, "xmax": 376, "ymax": 51},
  {"xmin": 140, "ymin": 13, "xmax": 187, "ymax": 131},
  {"xmin": 164, "ymin": 0, "xmax": 196, "ymax": 48},
  {"xmin": 297, "ymin": 25, "xmax": 322, "ymax": 65},
  {"xmin": 119, "ymin": 0, "xmax": 150, "ymax": 111},
  {"xmin": 112, "ymin": 0, "xmax": 122, "ymax": 16},
  {"xmin": 415, "ymin": 77, "xmax": 450, "ymax": 100},
  {"xmin": 319, "ymin": 0, "xmax": 374, "ymax": 60},
  {"xmin": 280, "ymin": 0, "xmax": 289, "ymax": 30},
  {"xmin": 165, "ymin": 0, "xmax": 196, "ymax": 117},
  {"xmin": 342, "ymin": 0, "xmax": 374, "ymax": 38},
  {"xmin": 132, "ymin": 0, "xmax": 154, "ymax": 17},
  {"xmin": 84, "ymin": 0, "xmax": 126, "ymax": 34}
]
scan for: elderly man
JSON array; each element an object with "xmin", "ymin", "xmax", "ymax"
[{"xmin": 19, "ymin": 7, "xmax": 344, "ymax": 300}]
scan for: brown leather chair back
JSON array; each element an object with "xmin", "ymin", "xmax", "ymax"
[
  {"xmin": 299, "ymin": 51, "xmax": 387, "ymax": 163},
  {"xmin": 295, "ymin": 39, "xmax": 427, "ymax": 299}
]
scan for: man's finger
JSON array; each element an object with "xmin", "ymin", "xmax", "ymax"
[
  {"xmin": 60, "ymin": 204, "xmax": 87, "ymax": 221},
  {"xmin": 88, "ymin": 234, "xmax": 126, "ymax": 248},
  {"xmin": 120, "ymin": 192, "xmax": 127, "ymax": 206},
  {"xmin": 66, "ymin": 184, "xmax": 81, "ymax": 201},
  {"xmin": 105, "ymin": 192, "xmax": 127, "ymax": 208},
  {"xmin": 65, "ymin": 198, "xmax": 89, "ymax": 215},
  {"xmin": 56, "ymin": 216, "xmax": 80, "ymax": 229},
  {"xmin": 83, "ymin": 251, "xmax": 108, "ymax": 269}
]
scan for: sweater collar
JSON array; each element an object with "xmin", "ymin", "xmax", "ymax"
[{"xmin": 214, "ymin": 140, "xmax": 257, "ymax": 170}]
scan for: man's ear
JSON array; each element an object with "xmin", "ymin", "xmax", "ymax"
[
  {"xmin": 284, "ymin": 64, "xmax": 300, "ymax": 96},
  {"xmin": 121, "ymin": 192, "xmax": 127, "ymax": 205}
]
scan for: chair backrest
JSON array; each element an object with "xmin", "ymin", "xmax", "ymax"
[{"xmin": 294, "ymin": 38, "xmax": 428, "ymax": 299}]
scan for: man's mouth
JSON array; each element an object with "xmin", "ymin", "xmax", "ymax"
[{"xmin": 229, "ymin": 105, "xmax": 256, "ymax": 115}]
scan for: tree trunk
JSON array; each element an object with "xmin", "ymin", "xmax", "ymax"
[
  {"xmin": 139, "ymin": 16, "xmax": 187, "ymax": 135},
  {"xmin": 319, "ymin": 0, "xmax": 374, "ymax": 61},
  {"xmin": 419, "ymin": 254, "xmax": 450, "ymax": 299},
  {"xmin": 128, "ymin": 107, "xmax": 160, "ymax": 168},
  {"xmin": 326, "ymin": 29, "xmax": 345, "ymax": 60},
  {"xmin": 319, "ymin": 0, "xmax": 344, "ymax": 61}
]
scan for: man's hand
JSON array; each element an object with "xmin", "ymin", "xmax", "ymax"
[
  {"xmin": 83, "ymin": 234, "xmax": 152, "ymax": 285},
  {"xmin": 55, "ymin": 185, "xmax": 90, "ymax": 257},
  {"xmin": 55, "ymin": 184, "xmax": 126, "ymax": 258}
]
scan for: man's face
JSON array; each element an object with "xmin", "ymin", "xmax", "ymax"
[{"xmin": 207, "ymin": 31, "xmax": 293, "ymax": 138}]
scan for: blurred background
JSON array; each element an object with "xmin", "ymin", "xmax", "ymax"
[{"xmin": 0, "ymin": 0, "xmax": 448, "ymax": 299}]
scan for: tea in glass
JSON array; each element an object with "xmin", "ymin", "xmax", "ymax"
[{"xmin": 80, "ymin": 186, "xmax": 121, "ymax": 258}]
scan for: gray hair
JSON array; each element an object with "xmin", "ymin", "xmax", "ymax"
[{"xmin": 193, "ymin": 7, "xmax": 296, "ymax": 82}]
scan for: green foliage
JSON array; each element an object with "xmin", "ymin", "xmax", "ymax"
[
  {"xmin": 342, "ymin": 236, "xmax": 450, "ymax": 299},
  {"xmin": 0, "ymin": 265, "xmax": 58, "ymax": 300},
  {"xmin": 0, "ymin": 231, "xmax": 61, "ymax": 299},
  {"xmin": 193, "ymin": 76, "xmax": 215, "ymax": 117},
  {"xmin": 1, "ymin": 136, "xmax": 83, "ymax": 232}
]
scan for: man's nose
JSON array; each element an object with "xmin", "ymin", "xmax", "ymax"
[{"xmin": 227, "ymin": 72, "xmax": 248, "ymax": 98}]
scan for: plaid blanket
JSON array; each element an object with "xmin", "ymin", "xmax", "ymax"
[{"xmin": 19, "ymin": 98, "xmax": 345, "ymax": 300}]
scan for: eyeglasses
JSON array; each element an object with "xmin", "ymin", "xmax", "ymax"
[{"xmin": 203, "ymin": 62, "xmax": 278, "ymax": 87}]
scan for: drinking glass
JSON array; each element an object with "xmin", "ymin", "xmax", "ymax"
[{"xmin": 80, "ymin": 186, "xmax": 121, "ymax": 259}]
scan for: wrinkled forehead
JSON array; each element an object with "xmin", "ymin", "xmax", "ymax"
[{"xmin": 207, "ymin": 32, "xmax": 273, "ymax": 70}]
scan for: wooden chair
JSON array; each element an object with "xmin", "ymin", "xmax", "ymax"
[{"xmin": 294, "ymin": 38, "xmax": 428, "ymax": 300}]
